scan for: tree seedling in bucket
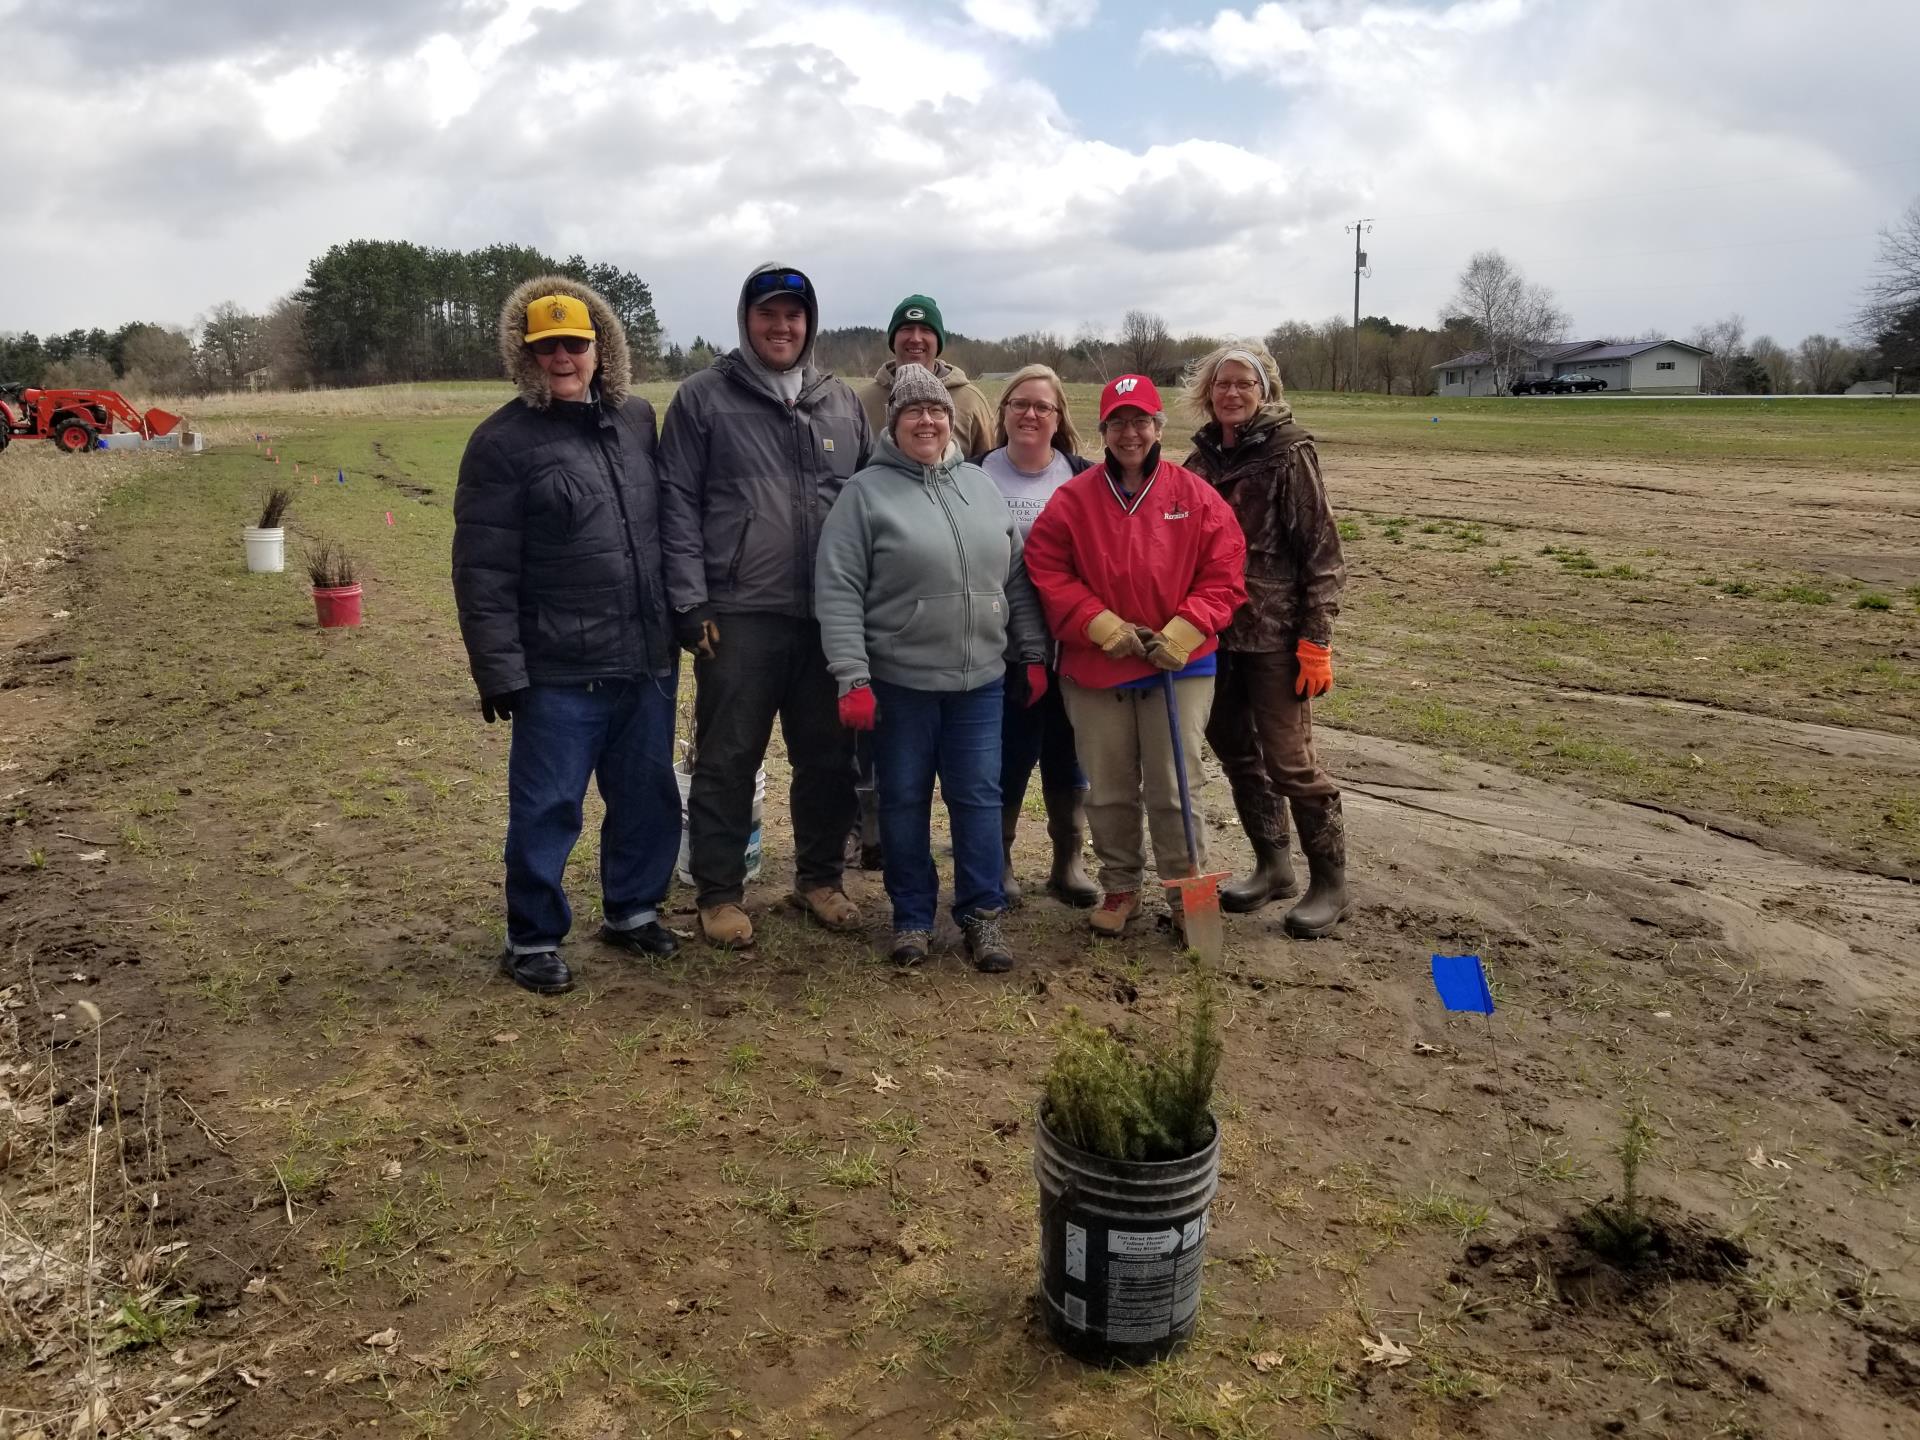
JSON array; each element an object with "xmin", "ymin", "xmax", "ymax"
[
  {"xmin": 305, "ymin": 538, "xmax": 363, "ymax": 629},
  {"xmin": 243, "ymin": 487, "xmax": 293, "ymax": 573}
]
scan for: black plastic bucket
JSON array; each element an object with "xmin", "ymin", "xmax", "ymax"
[{"xmin": 1034, "ymin": 1107, "xmax": 1221, "ymax": 1365}]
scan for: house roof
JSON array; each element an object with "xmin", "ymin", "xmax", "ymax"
[{"xmin": 1431, "ymin": 337, "xmax": 1709, "ymax": 369}]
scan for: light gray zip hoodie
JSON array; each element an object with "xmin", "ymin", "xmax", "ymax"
[{"xmin": 815, "ymin": 431, "xmax": 1046, "ymax": 695}]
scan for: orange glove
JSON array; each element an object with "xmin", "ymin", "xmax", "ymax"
[{"xmin": 1295, "ymin": 639, "xmax": 1333, "ymax": 698}]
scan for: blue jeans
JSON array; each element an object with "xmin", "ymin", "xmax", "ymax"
[
  {"xmin": 505, "ymin": 676, "xmax": 680, "ymax": 953},
  {"xmin": 871, "ymin": 677, "xmax": 1004, "ymax": 932},
  {"xmin": 1000, "ymin": 665, "xmax": 1084, "ymax": 810}
]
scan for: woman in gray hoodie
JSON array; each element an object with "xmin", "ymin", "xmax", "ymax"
[{"xmin": 815, "ymin": 365, "xmax": 1048, "ymax": 970}]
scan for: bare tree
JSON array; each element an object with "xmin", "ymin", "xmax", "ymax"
[
  {"xmin": 198, "ymin": 300, "xmax": 266, "ymax": 390},
  {"xmin": 1689, "ymin": 313, "xmax": 1747, "ymax": 394},
  {"xmin": 1748, "ymin": 335, "xmax": 1794, "ymax": 395},
  {"xmin": 262, "ymin": 296, "xmax": 310, "ymax": 389},
  {"xmin": 1860, "ymin": 196, "xmax": 1920, "ymax": 335},
  {"xmin": 1116, "ymin": 310, "xmax": 1173, "ymax": 381},
  {"xmin": 1795, "ymin": 334, "xmax": 1860, "ymax": 393},
  {"xmin": 120, "ymin": 325, "xmax": 198, "ymax": 396},
  {"xmin": 1441, "ymin": 250, "xmax": 1569, "ymax": 394}
]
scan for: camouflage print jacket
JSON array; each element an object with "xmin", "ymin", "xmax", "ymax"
[{"xmin": 1185, "ymin": 411, "xmax": 1344, "ymax": 652}]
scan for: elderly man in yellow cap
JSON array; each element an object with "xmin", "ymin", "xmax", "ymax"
[{"xmin": 452, "ymin": 276, "xmax": 681, "ymax": 996}]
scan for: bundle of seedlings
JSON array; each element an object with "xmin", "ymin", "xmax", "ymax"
[
  {"xmin": 256, "ymin": 486, "xmax": 292, "ymax": 530},
  {"xmin": 304, "ymin": 538, "xmax": 357, "ymax": 590},
  {"xmin": 1042, "ymin": 965, "xmax": 1221, "ymax": 1162}
]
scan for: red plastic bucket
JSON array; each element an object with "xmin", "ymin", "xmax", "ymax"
[{"xmin": 312, "ymin": 583, "xmax": 363, "ymax": 629}]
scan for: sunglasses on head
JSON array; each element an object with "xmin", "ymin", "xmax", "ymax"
[
  {"xmin": 530, "ymin": 336, "xmax": 593, "ymax": 356},
  {"xmin": 747, "ymin": 270, "xmax": 809, "ymax": 298}
]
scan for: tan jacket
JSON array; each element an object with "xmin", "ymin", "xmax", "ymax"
[{"xmin": 858, "ymin": 359, "xmax": 996, "ymax": 463}]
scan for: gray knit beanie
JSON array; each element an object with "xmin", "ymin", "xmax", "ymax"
[{"xmin": 887, "ymin": 362, "xmax": 955, "ymax": 432}]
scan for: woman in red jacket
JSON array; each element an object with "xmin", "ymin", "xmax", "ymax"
[{"xmin": 1024, "ymin": 375, "xmax": 1247, "ymax": 938}]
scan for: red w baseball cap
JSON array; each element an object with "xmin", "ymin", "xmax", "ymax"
[{"xmin": 1098, "ymin": 373, "xmax": 1163, "ymax": 422}]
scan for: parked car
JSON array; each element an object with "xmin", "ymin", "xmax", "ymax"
[{"xmin": 1513, "ymin": 372, "xmax": 1609, "ymax": 395}]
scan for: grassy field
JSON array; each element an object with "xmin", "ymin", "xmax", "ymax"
[{"xmin": 2, "ymin": 384, "xmax": 1917, "ymax": 1437}]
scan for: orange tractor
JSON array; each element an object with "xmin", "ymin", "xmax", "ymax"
[{"xmin": 0, "ymin": 382, "xmax": 183, "ymax": 455}]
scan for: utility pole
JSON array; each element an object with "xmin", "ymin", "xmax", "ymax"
[{"xmin": 1345, "ymin": 220, "xmax": 1372, "ymax": 392}]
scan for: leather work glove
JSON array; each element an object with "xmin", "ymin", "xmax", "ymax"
[
  {"xmin": 1022, "ymin": 663, "xmax": 1049, "ymax": 708},
  {"xmin": 673, "ymin": 607, "xmax": 720, "ymax": 659},
  {"xmin": 1085, "ymin": 609, "xmax": 1147, "ymax": 661},
  {"xmin": 480, "ymin": 687, "xmax": 530, "ymax": 724},
  {"xmin": 1295, "ymin": 639, "xmax": 1334, "ymax": 698},
  {"xmin": 838, "ymin": 684, "xmax": 878, "ymax": 731},
  {"xmin": 1143, "ymin": 616, "xmax": 1205, "ymax": 672}
]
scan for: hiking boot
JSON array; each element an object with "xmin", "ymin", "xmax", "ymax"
[
  {"xmin": 1043, "ymin": 786, "xmax": 1098, "ymax": 908},
  {"xmin": 598, "ymin": 920, "xmax": 681, "ymax": 958},
  {"xmin": 699, "ymin": 903, "xmax": 754, "ymax": 948},
  {"xmin": 1001, "ymin": 797, "xmax": 1025, "ymax": 907},
  {"xmin": 499, "ymin": 948, "xmax": 573, "ymax": 996},
  {"xmin": 889, "ymin": 929, "xmax": 931, "ymax": 967},
  {"xmin": 962, "ymin": 910, "xmax": 1015, "ymax": 973},
  {"xmin": 1221, "ymin": 835, "xmax": 1297, "ymax": 913},
  {"xmin": 1285, "ymin": 795, "xmax": 1350, "ymax": 939},
  {"xmin": 1089, "ymin": 890, "xmax": 1139, "ymax": 936},
  {"xmin": 789, "ymin": 885, "xmax": 861, "ymax": 932}
]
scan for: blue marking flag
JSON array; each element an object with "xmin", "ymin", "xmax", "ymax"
[
  {"xmin": 337, "ymin": 469, "xmax": 346, "ymax": 485},
  {"xmin": 1431, "ymin": 954, "xmax": 1494, "ymax": 1014}
]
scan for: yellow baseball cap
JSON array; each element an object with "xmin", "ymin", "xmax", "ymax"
[{"xmin": 525, "ymin": 294, "xmax": 595, "ymax": 343}]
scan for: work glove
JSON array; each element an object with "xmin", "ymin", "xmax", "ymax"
[
  {"xmin": 1022, "ymin": 663, "xmax": 1049, "ymax": 708},
  {"xmin": 1295, "ymin": 639, "xmax": 1334, "ymax": 698},
  {"xmin": 673, "ymin": 607, "xmax": 720, "ymax": 659},
  {"xmin": 1143, "ymin": 617, "xmax": 1205, "ymax": 672},
  {"xmin": 480, "ymin": 687, "xmax": 530, "ymax": 724},
  {"xmin": 838, "ymin": 684, "xmax": 877, "ymax": 731},
  {"xmin": 1085, "ymin": 609, "xmax": 1147, "ymax": 661}
]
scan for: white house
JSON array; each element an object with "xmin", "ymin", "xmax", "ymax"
[{"xmin": 1431, "ymin": 339, "xmax": 1706, "ymax": 397}]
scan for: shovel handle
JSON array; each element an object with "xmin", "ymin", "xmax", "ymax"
[{"xmin": 1161, "ymin": 672, "xmax": 1200, "ymax": 877}]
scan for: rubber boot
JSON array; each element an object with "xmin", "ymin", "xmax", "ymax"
[
  {"xmin": 1221, "ymin": 831, "xmax": 1297, "ymax": 914},
  {"xmin": 1042, "ymin": 786, "xmax": 1099, "ymax": 909},
  {"xmin": 1000, "ymin": 798, "xmax": 1025, "ymax": 907},
  {"xmin": 1284, "ymin": 795, "xmax": 1350, "ymax": 939}
]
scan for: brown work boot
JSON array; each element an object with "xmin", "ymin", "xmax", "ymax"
[
  {"xmin": 1089, "ymin": 890, "xmax": 1139, "ymax": 936},
  {"xmin": 962, "ymin": 910, "xmax": 1015, "ymax": 973},
  {"xmin": 1000, "ymin": 797, "xmax": 1025, "ymax": 907},
  {"xmin": 1221, "ymin": 832, "xmax": 1297, "ymax": 914},
  {"xmin": 1043, "ymin": 786, "xmax": 1099, "ymax": 908},
  {"xmin": 789, "ymin": 885, "xmax": 861, "ymax": 932},
  {"xmin": 699, "ymin": 903, "xmax": 754, "ymax": 948},
  {"xmin": 1284, "ymin": 795, "xmax": 1350, "ymax": 939}
]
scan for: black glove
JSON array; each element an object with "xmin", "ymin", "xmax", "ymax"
[
  {"xmin": 673, "ymin": 608, "xmax": 720, "ymax": 659},
  {"xmin": 481, "ymin": 688, "xmax": 530, "ymax": 724}
]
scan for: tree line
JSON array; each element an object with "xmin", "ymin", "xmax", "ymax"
[{"xmin": 6, "ymin": 203, "xmax": 1916, "ymax": 398}]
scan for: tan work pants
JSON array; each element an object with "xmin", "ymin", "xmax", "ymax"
[{"xmin": 1060, "ymin": 675, "xmax": 1214, "ymax": 894}]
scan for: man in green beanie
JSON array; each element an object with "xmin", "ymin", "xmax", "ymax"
[{"xmin": 857, "ymin": 295, "xmax": 996, "ymax": 462}]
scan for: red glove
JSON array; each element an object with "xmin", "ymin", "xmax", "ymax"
[
  {"xmin": 1295, "ymin": 640, "xmax": 1333, "ymax": 698},
  {"xmin": 1023, "ymin": 663, "xmax": 1049, "ymax": 708},
  {"xmin": 838, "ymin": 684, "xmax": 877, "ymax": 731}
]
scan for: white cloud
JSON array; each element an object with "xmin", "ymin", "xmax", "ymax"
[{"xmin": 963, "ymin": 0, "xmax": 1097, "ymax": 44}]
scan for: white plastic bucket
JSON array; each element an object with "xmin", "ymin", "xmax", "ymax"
[
  {"xmin": 242, "ymin": 526, "xmax": 285, "ymax": 573},
  {"xmin": 675, "ymin": 762, "xmax": 764, "ymax": 886}
]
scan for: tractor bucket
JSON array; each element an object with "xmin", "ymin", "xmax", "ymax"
[{"xmin": 143, "ymin": 408, "xmax": 182, "ymax": 437}]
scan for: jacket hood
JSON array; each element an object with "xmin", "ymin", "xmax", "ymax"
[
  {"xmin": 499, "ymin": 274, "xmax": 631, "ymax": 411},
  {"xmin": 1194, "ymin": 400, "xmax": 1297, "ymax": 456},
  {"xmin": 872, "ymin": 428, "xmax": 962, "ymax": 481},
  {"xmin": 871, "ymin": 357, "xmax": 974, "ymax": 390},
  {"xmin": 735, "ymin": 261, "xmax": 820, "ymax": 374}
]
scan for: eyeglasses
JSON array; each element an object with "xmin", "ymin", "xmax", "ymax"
[
  {"xmin": 1102, "ymin": 415, "xmax": 1158, "ymax": 433},
  {"xmin": 1212, "ymin": 379, "xmax": 1261, "ymax": 394},
  {"xmin": 898, "ymin": 404, "xmax": 949, "ymax": 423},
  {"xmin": 747, "ymin": 270, "xmax": 809, "ymax": 298},
  {"xmin": 530, "ymin": 336, "xmax": 593, "ymax": 357},
  {"xmin": 1005, "ymin": 399, "xmax": 1058, "ymax": 416}
]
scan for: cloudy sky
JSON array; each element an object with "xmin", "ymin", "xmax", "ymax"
[{"xmin": 6, "ymin": 0, "xmax": 1916, "ymax": 351}]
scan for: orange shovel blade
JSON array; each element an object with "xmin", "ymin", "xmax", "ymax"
[
  {"xmin": 143, "ymin": 408, "xmax": 182, "ymax": 437},
  {"xmin": 1164, "ymin": 870, "xmax": 1230, "ymax": 963}
]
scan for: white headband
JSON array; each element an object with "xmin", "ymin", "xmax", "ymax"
[{"xmin": 1219, "ymin": 349, "xmax": 1270, "ymax": 398}]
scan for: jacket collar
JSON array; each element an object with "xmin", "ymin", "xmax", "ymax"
[
  {"xmin": 715, "ymin": 350, "xmax": 832, "ymax": 410},
  {"xmin": 874, "ymin": 429, "xmax": 961, "ymax": 483},
  {"xmin": 1102, "ymin": 443, "xmax": 1162, "ymax": 514}
]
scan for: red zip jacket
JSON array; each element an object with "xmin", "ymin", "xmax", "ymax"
[{"xmin": 1024, "ymin": 454, "xmax": 1248, "ymax": 690}]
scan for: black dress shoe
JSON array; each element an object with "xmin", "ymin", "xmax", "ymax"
[
  {"xmin": 500, "ymin": 948, "xmax": 574, "ymax": 995},
  {"xmin": 598, "ymin": 920, "xmax": 681, "ymax": 958}
]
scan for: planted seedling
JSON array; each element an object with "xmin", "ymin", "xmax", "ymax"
[{"xmin": 1577, "ymin": 1101, "xmax": 1657, "ymax": 1267}]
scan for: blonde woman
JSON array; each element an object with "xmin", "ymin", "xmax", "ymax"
[
  {"xmin": 978, "ymin": 364, "xmax": 1097, "ymax": 908},
  {"xmin": 1182, "ymin": 343, "xmax": 1349, "ymax": 938}
]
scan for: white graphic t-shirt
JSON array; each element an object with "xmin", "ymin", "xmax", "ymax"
[{"xmin": 981, "ymin": 446, "xmax": 1076, "ymax": 536}]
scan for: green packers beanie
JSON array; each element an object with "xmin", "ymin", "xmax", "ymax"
[{"xmin": 887, "ymin": 294, "xmax": 946, "ymax": 354}]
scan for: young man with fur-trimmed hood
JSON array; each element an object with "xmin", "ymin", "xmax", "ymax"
[
  {"xmin": 657, "ymin": 263, "xmax": 872, "ymax": 949},
  {"xmin": 452, "ymin": 276, "xmax": 682, "ymax": 996}
]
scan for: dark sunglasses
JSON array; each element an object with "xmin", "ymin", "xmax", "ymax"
[
  {"xmin": 529, "ymin": 336, "xmax": 593, "ymax": 356},
  {"xmin": 747, "ymin": 270, "xmax": 809, "ymax": 298}
]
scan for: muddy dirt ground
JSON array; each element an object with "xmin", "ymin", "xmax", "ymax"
[{"xmin": 2, "ymin": 409, "xmax": 1916, "ymax": 1439}]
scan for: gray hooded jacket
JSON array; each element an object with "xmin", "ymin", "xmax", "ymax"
[
  {"xmin": 451, "ymin": 274, "xmax": 674, "ymax": 696},
  {"xmin": 814, "ymin": 431, "xmax": 1046, "ymax": 696},
  {"xmin": 657, "ymin": 263, "xmax": 872, "ymax": 619}
]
